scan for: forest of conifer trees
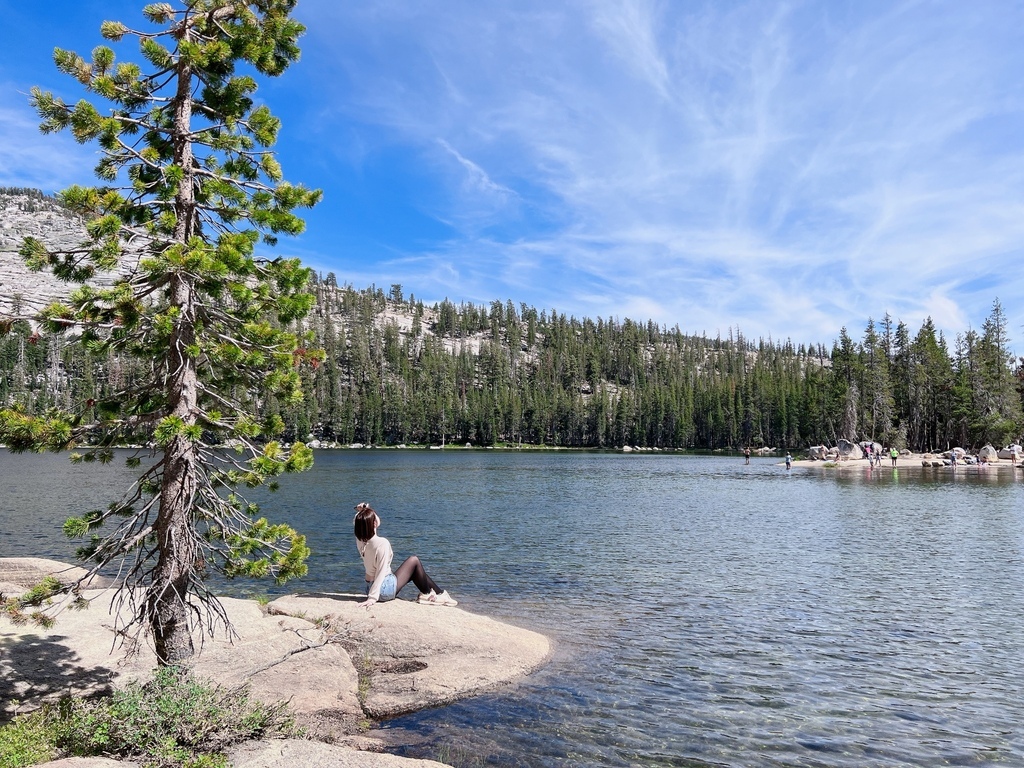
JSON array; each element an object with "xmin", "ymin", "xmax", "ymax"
[{"xmin": 2, "ymin": 275, "xmax": 1021, "ymax": 453}]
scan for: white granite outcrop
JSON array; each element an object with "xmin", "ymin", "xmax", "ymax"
[{"xmin": 0, "ymin": 557, "xmax": 550, "ymax": 766}]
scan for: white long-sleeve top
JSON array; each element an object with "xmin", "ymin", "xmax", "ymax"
[{"xmin": 356, "ymin": 534, "xmax": 394, "ymax": 601}]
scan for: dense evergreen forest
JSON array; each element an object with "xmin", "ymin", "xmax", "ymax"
[{"xmin": 2, "ymin": 273, "xmax": 1021, "ymax": 452}]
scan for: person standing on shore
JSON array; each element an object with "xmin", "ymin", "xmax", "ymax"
[
  {"xmin": 890, "ymin": 447, "xmax": 899, "ymax": 467},
  {"xmin": 353, "ymin": 502, "xmax": 458, "ymax": 609},
  {"xmin": 785, "ymin": 452, "xmax": 792, "ymax": 470}
]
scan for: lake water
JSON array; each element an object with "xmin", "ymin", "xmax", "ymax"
[{"xmin": 4, "ymin": 450, "xmax": 1024, "ymax": 767}]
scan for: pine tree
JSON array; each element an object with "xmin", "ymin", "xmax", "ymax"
[
  {"xmin": 828, "ymin": 327, "xmax": 860, "ymax": 441},
  {"xmin": 890, "ymin": 320, "xmax": 912, "ymax": 447},
  {"xmin": 951, "ymin": 329, "xmax": 978, "ymax": 447},
  {"xmin": 909, "ymin": 319, "xmax": 953, "ymax": 450},
  {"xmin": 861, "ymin": 318, "xmax": 895, "ymax": 443},
  {"xmin": 0, "ymin": 1, "xmax": 321, "ymax": 665},
  {"xmin": 976, "ymin": 299, "xmax": 1022, "ymax": 444}
]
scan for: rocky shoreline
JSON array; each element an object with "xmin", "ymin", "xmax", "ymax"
[
  {"xmin": 791, "ymin": 452, "xmax": 1022, "ymax": 470},
  {"xmin": 0, "ymin": 558, "xmax": 552, "ymax": 767}
]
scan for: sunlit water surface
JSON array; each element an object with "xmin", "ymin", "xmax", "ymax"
[{"xmin": 4, "ymin": 450, "xmax": 1024, "ymax": 767}]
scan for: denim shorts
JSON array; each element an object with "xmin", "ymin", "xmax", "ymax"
[{"xmin": 369, "ymin": 573, "xmax": 397, "ymax": 602}]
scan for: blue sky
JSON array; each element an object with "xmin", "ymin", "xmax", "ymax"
[{"xmin": 2, "ymin": 1, "xmax": 1024, "ymax": 348}]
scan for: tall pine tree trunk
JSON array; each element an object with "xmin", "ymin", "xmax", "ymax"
[
  {"xmin": 149, "ymin": 49, "xmax": 201, "ymax": 666},
  {"xmin": 150, "ymin": 274, "xmax": 201, "ymax": 665}
]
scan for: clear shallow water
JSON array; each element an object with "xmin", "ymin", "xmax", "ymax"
[{"xmin": 4, "ymin": 451, "xmax": 1024, "ymax": 767}]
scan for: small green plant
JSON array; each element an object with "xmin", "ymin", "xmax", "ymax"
[
  {"xmin": 355, "ymin": 651, "xmax": 374, "ymax": 706},
  {"xmin": 0, "ymin": 710, "xmax": 58, "ymax": 768},
  {"xmin": 0, "ymin": 668, "xmax": 295, "ymax": 768}
]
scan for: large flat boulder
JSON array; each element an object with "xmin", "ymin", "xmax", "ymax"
[
  {"xmin": 1, "ymin": 589, "xmax": 152, "ymax": 714},
  {"xmin": 1, "ymin": 588, "xmax": 359, "ymax": 722},
  {"xmin": 2, "ymin": 567, "xmax": 550, "ymax": 724},
  {"xmin": 0, "ymin": 557, "xmax": 113, "ymax": 596},
  {"xmin": 2, "ymin": 559, "xmax": 551, "ymax": 766},
  {"xmin": 267, "ymin": 593, "xmax": 551, "ymax": 718},
  {"xmin": 34, "ymin": 740, "xmax": 447, "ymax": 768}
]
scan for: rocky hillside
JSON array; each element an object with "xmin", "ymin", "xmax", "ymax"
[
  {"xmin": 0, "ymin": 189, "xmax": 498, "ymax": 362},
  {"xmin": 4, "ymin": 189, "xmax": 1012, "ymax": 452},
  {"xmin": 0, "ymin": 189, "xmax": 88, "ymax": 317}
]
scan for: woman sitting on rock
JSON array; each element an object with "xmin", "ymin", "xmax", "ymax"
[{"xmin": 353, "ymin": 502, "xmax": 457, "ymax": 609}]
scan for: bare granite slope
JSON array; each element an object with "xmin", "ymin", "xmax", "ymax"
[
  {"xmin": 1, "ymin": 558, "xmax": 550, "ymax": 766},
  {"xmin": 0, "ymin": 192, "xmax": 86, "ymax": 317}
]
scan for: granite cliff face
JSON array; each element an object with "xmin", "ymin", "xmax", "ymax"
[{"xmin": 0, "ymin": 190, "xmax": 87, "ymax": 317}]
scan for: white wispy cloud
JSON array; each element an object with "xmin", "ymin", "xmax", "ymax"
[
  {"xmin": 432, "ymin": 138, "xmax": 519, "ymax": 232},
  {"xmin": 0, "ymin": 87, "xmax": 95, "ymax": 193}
]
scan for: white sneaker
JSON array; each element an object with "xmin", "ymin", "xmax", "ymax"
[
  {"xmin": 417, "ymin": 590, "xmax": 436, "ymax": 604},
  {"xmin": 419, "ymin": 590, "xmax": 458, "ymax": 606}
]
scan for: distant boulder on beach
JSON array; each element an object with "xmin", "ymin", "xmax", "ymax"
[
  {"xmin": 979, "ymin": 445, "xmax": 999, "ymax": 463},
  {"xmin": 836, "ymin": 439, "xmax": 863, "ymax": 460}
]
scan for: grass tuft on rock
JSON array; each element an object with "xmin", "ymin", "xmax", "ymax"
[{"xmin": 0, "ymin": 667, "xmax": 296, "ymax": 768}]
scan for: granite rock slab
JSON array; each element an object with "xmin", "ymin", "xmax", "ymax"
[{"xmin": 266, "ymin": 593, "xmax": 551, "ymax": 718}]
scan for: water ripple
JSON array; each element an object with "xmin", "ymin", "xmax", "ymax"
[{"xmin": 5, "ymin": 451, "xmax": 1024, "ymax": 767}]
